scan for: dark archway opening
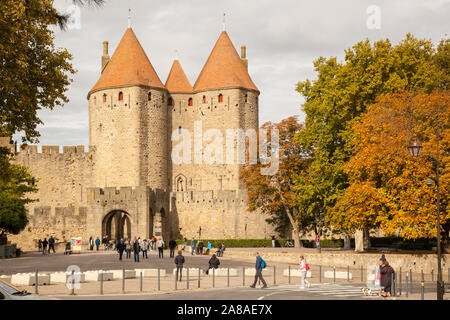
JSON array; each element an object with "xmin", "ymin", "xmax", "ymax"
[{"xmin": 102, "ymin": 210, "xmax": 131, "ymax": 241}]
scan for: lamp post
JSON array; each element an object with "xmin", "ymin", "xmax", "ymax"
[{"xmin": 408, "ymin": 131, "xmax": 444, "ymax": 300}]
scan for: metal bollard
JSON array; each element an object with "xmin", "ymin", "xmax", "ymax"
[
  {"xmin": 333, "ymin": 266, "xmax": 336, "ymax": 283},
  {"xmin": 71, "ymin": 270, "xmax": 75, "ymax": 295},
  {"xmin": 420, "ymin": 280, "xmax": 424, "ymax": 300},
  {"xmin": 273, "ymin": 266, "xmax": 276, "ymax": 285},
  {"xmin": 242, "ymin": 267, "xmax": 245, "ymax": 286},
  {"xmin": 448, "ymin": 268, "xmax": 449, "ymax": 283},
  {"xmin": 122, "ymin": 269, "xmax": 125, "ymax": 294},
  {"xmin": 100, "ymin": 272, "xmax": 103, "ymax": 295},
  {"xmin": 347, "ymin": 265, "xmax": 350, "ymax": 282},
  {"xmin": 399, "ymin": 267, "xmax": 402, "ymax": 296},
  {"xmin": 227, "ymin": 268, "xmax": 230, "ymax": 288},
  {"xmin": 410, "ymin": 269, "xmax": 413, "ymax": 294},
  {"xmin": 35, "ymin": 269, "xmax": 38, "ymax": 294},
  {"xmin": 391, "ymin": 272, "xmax": 395, "ymax": 297},
  {"xmin": 431, "ymin": 268, "xmax": 434, "ymax": 282},
  {"xmin": 158, "ymin": 268, "xmax": 160, "ymax": 291},
  {"xmin": 187, "ymin": 268, "xmax": 189, "ymax": 289},
  {"xmin": 405, "ymin": 272, "xmax": 409, "ymax": 298},
  {"xmin": 361, "ymin": 266, "xmax": 363, "ymax": 282},
  {"xmin": 319, "ymin": 266, "xmax": 322, "ymax": 283},
  {"xmin": 140, "ymin": 271, "xmax": 143, "ymax": 292},
  {"xmin": 288, "ymin": 266, "xmax": 291, "ymax": 284},
  {"xmin": 421, "ymin": 269, "xmax": 423, "ymax": 283},
  {"xmin": 213, "ymin": 267, "xmax": 215, "ymax": 288},
  {"xmin": 198, "ymin": 268, "xmax": 201, "ymax": 288},
  {"xmin": 175, "ymin": 270, "xmax": 178, "ymax": 290}
]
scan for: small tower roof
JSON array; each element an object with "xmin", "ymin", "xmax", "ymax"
[
  {"xmin": 165, "ymin": 59, "xmax": 193, "ymax": 93},
  {"xmin": 89, "ymin": 28, "xmax": 165, "ymax": 96},
  {"xmin": 193, "ymin": 31, "xmax": 259, "ymax": 92}
]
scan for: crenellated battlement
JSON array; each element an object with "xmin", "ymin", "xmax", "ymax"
[
  {"xmin": 172, "ymin": 189, "xmax": 247, "ymax": 206},
  {"xmin": 87, "ymin": 186, "xmax": 170, "ymax": 203},
  {"xmin": 17, "ymin": 145, "xmax": 93, "ymax": 155}
]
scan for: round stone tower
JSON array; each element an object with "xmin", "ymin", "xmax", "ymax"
[{"xmin": 87, "ymin": 27, "xmax": 168, "ymax": 190}]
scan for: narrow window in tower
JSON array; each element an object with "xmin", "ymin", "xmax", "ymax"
[
  {"xmin": 162, "ymin": 95, "xmax": 165, "ymax": 103},
  {"xmin": 118, "ymin": 92, "xmax": 124, "ymax": 101},
  {"xmin": 148, "ymin": 92, "xmax": 152, "ymax": 101},
  {"xmin": 168, "ymin": 97, "xmax": 173, "ymax": 106},
  {"xmin": 218, "ymin": 94, "xmax": 223, "ymax": 103},
  {"xmin": 103, "ymin": 94, "xmax": 107, "ymax": 102},
  {"xmin": 178, "ymin": 126, "xmax": 182, "ymax": 134},
  {"xmin": 188, "ymin": 98, "xmax": 193, "ymax": 106},
  {"xmin": 202, "ymin": 95, "xmax": 206, "ymax": 104},
  {"xmin": 244, "ymin": 94, "xmax": 248, "ymax": 103}
]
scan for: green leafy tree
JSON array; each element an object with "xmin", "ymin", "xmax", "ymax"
[
  {"xmin": 295, "ymin": 34, "xmax": 449, "ymax": 239},
  {"xmin": 0, "ymin": 147, "xmax": 37, "ymax": 235}
]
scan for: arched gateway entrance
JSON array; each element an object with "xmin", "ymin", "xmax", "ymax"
[{"xmin": 102, "ymin": 210, "xmax": 131, "ymax": 241}]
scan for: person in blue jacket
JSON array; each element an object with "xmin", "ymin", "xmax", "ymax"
[{"xmin": 250, "ymin": 252, "xmax": 268, "ymax": 289}]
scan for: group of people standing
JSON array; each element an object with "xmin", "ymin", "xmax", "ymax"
[
  {"xmin": 114, "ymin": 237, "xmax": 180, "ymax": 261},
  {"xmin": 187, "ymin": 238, "xmax": 226, "ymax": 257},
  {"xmin": 37, "ymin": 236, "xmax": 55, "ymax": 254},
  {"xmin": 88, "ymin": 236, "xmax": 101, "ymax": 251}
]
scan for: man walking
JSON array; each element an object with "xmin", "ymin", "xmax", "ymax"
[
  {"xmin": 42, "ymin": 238, "xmax": 48, "ymax": 255},
  {"xmin": 89, "ymin": 236, "xmax": 94, "ymax": 251},
  {"xmin": 142, "ymin": 239, "xmax": 148, "ymax": 259},
  {"xmin": 38, "ymin": 239, "xmax": 42, "ymax": 252},
  {"xmin": 206, "ymin": 241, "xmax": 212, "ymax": 255},
  {"xmin": 48, "ymin": 235, "xmax": 56, "ymax": 253},
  {"xmin": 133, "ymin": 237, "xmax": 140, "ymax": 262},
  {"xmin": 157, "ymin": 237, "xmax": 165, "ymax": 258},
  {"xmin": 95, "ymin": 237, "xmax": 101, "ymax": 251},
  {"xmin": 271, "ymin": 235, "xmax": 276, "ymax": 248},
  {"xmin": 250, "ymin": 252, "xmax": 268, "ymax": 289},
  {"xmin": 174, "ymin": 250, "xmax": 185, "ymax": 281},
  {"xmin": 198, "ymin": 240, "xmax": 204, "ymax": 255},
  {"xmin": 116, "ymin": 238, "xmax": 125, "ymax": 261},
  {"xmin": 190, "ymin": 238, "xmax": 195, "ymax": 255},
  {"xmin": 125, "ymin": 238, "xmax": 131, "ymax": 259},
  {"xmin": 169, "ymin": 239, "xmax": 177, "ymax": 258}
]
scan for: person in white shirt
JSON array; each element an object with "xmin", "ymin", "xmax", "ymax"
[
  {"xmin": 157, "ymin": 238, "xmax": 165, "ymax": 258},
  {"xmin": 299, "ymin": 255, "xmax": 310, "ymax": 288}
]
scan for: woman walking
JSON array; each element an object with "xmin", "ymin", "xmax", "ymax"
[
  {"xmin": 299, "ymin": 256, "xmax": 310, "ymax": 289},
  {"xmin": 380, "ymin": 260, "xmax": 394, "ymax": 297}
]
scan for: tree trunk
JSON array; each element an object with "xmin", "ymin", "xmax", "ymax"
[
  {"xmin": 355, "ymin": 229, "xmax": 364, "ymax": 252},
  {"xmin": 343, "ymin": 233, "xmax": 351, "ymax": 250},
  {"xmin": 284, "ymin": 206, "xmax": 302, "ymax": 248}
]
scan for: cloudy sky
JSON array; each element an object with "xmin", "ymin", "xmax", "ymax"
[{"xmin": 23, "ymin": 0, "xmax": 449, "ymax": 148}]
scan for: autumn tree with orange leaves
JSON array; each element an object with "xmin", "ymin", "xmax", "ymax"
[
  {"xmin": 241, "ymin": 116, "xmax": 309, "ymax": 248},
  {"xmin": 329, "ymin": 90, "xmax": 449, "ymax": 247}
]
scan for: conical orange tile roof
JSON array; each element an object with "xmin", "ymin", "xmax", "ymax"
[
  {"xmin": 89, "ymin": 28, "xmax": 165, "ymax": 95},
  {"xmin": 165, "ymin": 60, "xmax": 193, "ymax": 93},
  {"xmin": 193, "ymin": 31, "xmax": 259, "ymax": 92}
]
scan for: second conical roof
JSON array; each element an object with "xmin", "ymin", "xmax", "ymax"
[
  {"xmin": 89, "ymin": 28, "xmax": 165, "ymax": 95},
  {"xmin": 165, "ymin": 60, "xmax": 193, "ymax": 93}
]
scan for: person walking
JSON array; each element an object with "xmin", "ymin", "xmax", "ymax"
[
  {"xmin": 133, "ymin": 237, "xmax": 140, "ymax": 262},
  {"xmin": 42, "ymin": 238, "xmax": 48, "ymax": 255},
  {"xmin": 48, "ymin": 235, "xmax": 56, "ymax": 253},
  {"xmin": 182, "ymin": 237, "xmax": 188, "ymax": 251},
  {"xmin": 190, "ymin": 238, "xmax": 196, "ymax": 255},
  {"xmin": 125, "ymin": 238, "xmax": 131, "ymax": 259},
  {"xmin": 299, "ymin": 255, "xmax": 311, "ymax": 289},
  {"xmin": 315, "ymin": 235, "xmax": 320, "ymax": 249},
  {"xmin": 89, "ymin": 236, "xmax": 94, "ymax": 251},
  {"xmin": 206, "ymin": 241, "xmax": 212, "ymax": 255},
  {"xmin": 157, "ymin": 238, "xmax": 165, "ymax": 258},
  {"xmin": 250, "ymin": 252, "xmax": 268, "ymax": 289},
  {"xmin": 198, "ymin": 240, "xmax": 204, "ymax": 255},
  {"xmin": 196, "ymin": 239, "xmax": 201, "ymax": 255},
  {"xmin": 151, "ymin": 236, "xmax": 157, "ymax": 251},
  {"xmin": 271, "ymin": 235, "xmax": 276, "ymax": 248},
  {"xmin": 95, "ymin": 237, "xmax": 100, "ymax": 251},
  {"xmin": 174, "ymin": 250, "xmax": 185, "ymax": 281},
  {"xmin": 380, "ymin": 260, "xmax": 394, "ymax": 297},
  {"xmin": 116, "ymin": 238, "xmax": 125, "ymax": 261},
  {"xmin": 38, "ymin": 239, "xmax": 42, "ymax": 253},
  {"xmin": 205, "ymin": 254, "xmax": 220, "ymax": 275},
  {"xmin": 142, "ymin": 239, "xmax": 148, "ymax": 259},
  {"xmin": 169, "ymin": 239, "xmax": 177, "ymax": 258}
]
